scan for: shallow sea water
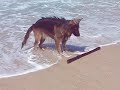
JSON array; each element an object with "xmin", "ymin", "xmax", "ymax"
[{"xmin": 0, "ymin": 0, "xmax": 120, "ymax": 78}]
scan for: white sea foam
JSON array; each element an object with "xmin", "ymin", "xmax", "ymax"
[{"xmin": 0, "ymin": 63, "xmax": 56, "ymax": 78}]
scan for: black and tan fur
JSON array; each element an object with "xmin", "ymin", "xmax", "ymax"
[{"xmin": 21, "ymin": 17, "xmax": 82, "ymax": 53}]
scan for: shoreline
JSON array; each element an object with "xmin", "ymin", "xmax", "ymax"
[{"xmin": 0, "ymin": 41, "xmax": 120, "ymax": 79}]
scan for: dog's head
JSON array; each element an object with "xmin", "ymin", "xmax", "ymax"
[{"xmin": 68, "ymin": 18, "xmax": 82, "ymax": 36}]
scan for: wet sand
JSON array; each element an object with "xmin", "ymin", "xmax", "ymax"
[{"xmin": 0, "ymin": 43, "xmax": 120, "ymax": 90}]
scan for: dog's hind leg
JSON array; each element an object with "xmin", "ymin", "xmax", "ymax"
[
  {"xmin": 33, "ymin": 29, "xmax": 41, "ymax": 48},
  {"xmin": 39, "ymin": 33, "xmax": 46, "ymax": 49}
]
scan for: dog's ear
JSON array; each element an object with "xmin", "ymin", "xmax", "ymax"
[
  {"xmin": 77, "ymin": 18, "xmax": 83, "ymax": 22},
  {"xmin": 69, "ymin": 18, "xmax": 83, "ymax": 25}
]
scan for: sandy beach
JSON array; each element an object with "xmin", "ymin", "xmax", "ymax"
[{"xmin": 0, "ymin": 43, "xmax": 120, "ymax": 90}]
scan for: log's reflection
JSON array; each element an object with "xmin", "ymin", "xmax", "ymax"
[{"xmin": 67, "ymin": 47, "xmax": 101, "ymax": 64}]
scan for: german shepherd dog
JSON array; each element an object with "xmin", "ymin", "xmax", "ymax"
[{"xmin": 21, "ymin": 17, "xmax": 82, "ymax": 53}]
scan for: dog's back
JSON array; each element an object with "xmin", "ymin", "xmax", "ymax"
[{"xmin": 33, "ymin": 17, "xmax": 67, "ymax": 35}]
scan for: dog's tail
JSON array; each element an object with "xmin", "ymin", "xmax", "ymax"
[{"xmin": 21, "ymin": 25, "xmax": 33, "ymax": 49}]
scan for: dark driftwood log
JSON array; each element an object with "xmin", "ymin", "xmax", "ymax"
[{"xmin": 67, "ymin": 47, "xmax": 101, "ymax": 64}]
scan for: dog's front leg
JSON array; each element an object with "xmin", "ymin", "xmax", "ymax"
[
  {"xmin": 62, "ymin": 37, "xmax": 68, "ymax": 51},
  {"xmin": 55, "ymin": 38, "xmax": 62, "ymax": 54}
]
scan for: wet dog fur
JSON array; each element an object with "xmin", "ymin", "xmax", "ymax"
[{"xmin": 21, "ymin": 17, "xmax": 82, "ymax": 53}]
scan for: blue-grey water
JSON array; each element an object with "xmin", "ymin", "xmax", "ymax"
[{"xmin": 0, "ymin": 0, "xmax": 120, "ymax": 78}]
